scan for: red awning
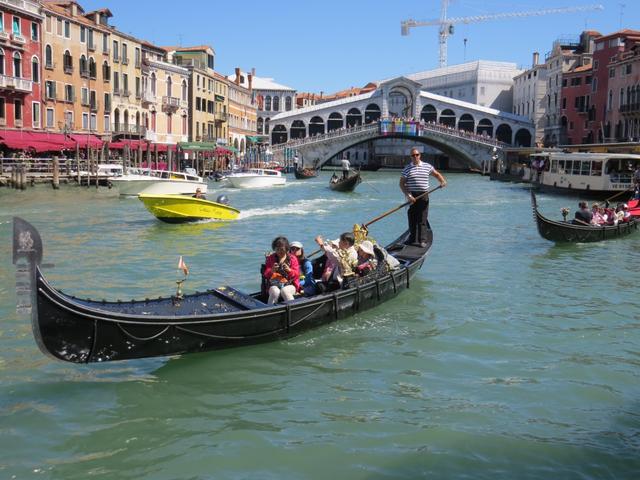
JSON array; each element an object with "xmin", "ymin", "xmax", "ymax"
[
  {"xmin": 0, "ymin": 131, "xmax": 79, "ymax": 152},
  {"xmin": 214, "ymin": 146, "xmax": 233, "ymax": 155},
  {"xmin": 69, "ymin": 134, "xmax": 104, "ymax": 148}
]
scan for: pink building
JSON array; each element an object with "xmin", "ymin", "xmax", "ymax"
[
  {"xmin": 607, "ymin": 36, "xmax": 640, "ymax": 141},
  {"xmin": 0, "ymin": 0, "xmax": 43, "ymax": 132},
  {"xmin": 560, "ymin": 64, "xmax": 594, "ymax": 145}
]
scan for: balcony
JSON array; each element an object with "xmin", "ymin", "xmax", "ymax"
[
  {"xmin": 88, "ymin": 42, "xmax": 96, "ymax": 52},
  {"xmin": 0, "ymin": 74, "xmax": 33, "ymax": 93},
  {"xmin": 122, "ymin": 89, "xmax": 130, "ymax": 97},
  {"xmin": 215, "ymin": 112, "xmax": 228, "ymax": 123},
  {"xmin": 141, "ymin": 89, "xmax": 156, "ymax": 106},
  {"xmin": 111, "ymin": 124, "xmax": 147, "ymax": 136},
  {"xmin": 0, "ymin": 31, "xmax": 9, "ymax": 42},
  {"xmin": 620, "ymin": 103, "xmax": 640, "ymax": 114},
  {"xmin": 11, "ymin": 33, "xmax": 26, "ymax": 45},
  {"xmin": 0, "ymin": 0, "xmax": 41, "ymax": 17},
  {"xmin": 162, "ymin": 95, "xmax": 180, "ymax": 113},
  {"xmin": 80, "ymin": 69, "xmax": 89, "ymax": 79},
  {"xmin": 64, "ymin": 64, "xmax": 73, "ymax": 75}
]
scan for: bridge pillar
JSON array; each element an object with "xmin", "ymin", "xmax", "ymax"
[{"xmin": 381, "ymin": 86, "xmax": 389, "ymax": 118}]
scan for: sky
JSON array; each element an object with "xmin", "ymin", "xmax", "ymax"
[{"xmin": 80, "ymin": 0, "xmax": 640, "ymax": 93}]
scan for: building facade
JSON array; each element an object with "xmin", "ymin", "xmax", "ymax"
[
  {"xmin": 608, "ymin": 38, "xmax": 640, "ymax": 141},
  {"xmin": 512, "ymin": 52, "xmax": 548, "ymax": 145},
  {"xmin": 141, "ymin": 42, "xmax": 189, "ymax": 146},
  {"xmin": 228, "ymin": 67, "xmax": 256, "ymax": 153},
  {"xmin": 212, "ymin": 70, "xmax": 228, "ymax": 144},
  {"xmin": 560, "ymin": 64, "xmax": 594, "ymax": 145},
  {"xmin": 0, "ymin": 0, "xmax": 43, "ymax": 131},
  {"xmin": 407, "ymin": 60, "xmax": 523, "ymax": 111},
  {"xmin": 109, "ymin": 29, "xmax": 143, "ymax": 139}
]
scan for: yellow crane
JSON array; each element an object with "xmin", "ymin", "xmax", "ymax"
[{"xmin": 401, "ymin": 1, "xmax": 604, "ymax": 68}]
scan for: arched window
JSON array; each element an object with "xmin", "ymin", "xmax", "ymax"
[
  {"xmin": 13, "ymin": 52, "xmax": 21, "ymax": 77},
  {"xmin": 79, "ymin": 54, "xmax": 87, "ymax": 76},
  {"xmin": 181, "ymin": 80, "xmax": 187, "ymax": 101},
  {"xmin": 151, "ymin": 73, "xmax": 156, "ymax": 95},
  {"xmin": 45, "ymin": 45, "xmax": 52, "ymax": 68},
  {"xmin": 0, "ymin": 48, "xmax": 4, "ymax": 75},
  {"xmin": 31, "ymin": 56, "xmax": 39, "ymax": 83},
  {"xmin": 273, "ymin": 96, "xmax": 280, "ymax": 111},
  {"xmin": 102, "ymin": 61, "xmax": 110, "ymax": 81},
  {"xmin": 265, "ymin": 95, "xmax": 271, "ymax": 111},
  {"xmin": 89, "ymin": 57, "xmax": 96, "ymax": 79},
  {"xmin": 257, "ymin": 117, "xmax": 264, "ymax": 134},
  {"xmin": 63, "ymin": 50, "xmax": 72, "ymax": 73},
  {"xmin": 166, "ymin": 76, "xmax": 172, "ymax": 97},
  {"xmin": 285, "ymin": 96, "xmax": 292, "ymax": 111}
]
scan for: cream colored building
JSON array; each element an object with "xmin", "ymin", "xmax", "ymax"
[
  {"xmin": 212, "ymin": 70, "xmax": 228, "ymax": 144},
  {"xmin": 141, "ymin": 42, "xmax": 188, "ymax": 145},
  {"xmin": 109, "ymin": 29, "xmax": 143, "ymax": 138},
  {"xmin": 228, "ymin": 67, "xmax": 257, "ymax": 153}
]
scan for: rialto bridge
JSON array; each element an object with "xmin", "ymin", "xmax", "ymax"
[{"xmin": 267, "ymin": 77, "xmax": 534, "ymax": 169}]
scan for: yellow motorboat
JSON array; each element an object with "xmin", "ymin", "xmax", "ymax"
[{"xmin": 138, "ymin": 193, "xmax": 240, "ymax": 223}]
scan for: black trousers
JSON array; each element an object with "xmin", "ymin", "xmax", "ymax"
[{"xmin": 407, "ymin": 191, "xmax": 429, "ymax": 244}]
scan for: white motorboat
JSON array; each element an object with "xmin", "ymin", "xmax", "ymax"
[
  {"xmin": 226, "ymin": 168, "xmax": 286, "ymax": 189},
  {"xmin": 73, "ymin": 163, "xmax": 124, "ymax": 186},
  {"xmin": 110, "ymin": 168, "xmax": 207, "ymax": 196}
]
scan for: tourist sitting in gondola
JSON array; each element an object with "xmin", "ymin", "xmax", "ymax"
[
  {"xmin": 355, "ymin": 240, "xmax": 378, "ymax": 276},
  {"xmin": 263, "ymin": 236, "xmax": 300, "ymax": 304},
  {"xmin": 591, "ymin": 205, "xmax": 608, "ymax": 226},
  {"xmin": 574, "ymin": 201, "xmax": 593, "ymax": 225},
  {"xmin": 314, "ymin": 232, "xmax": 358, "ymax": 293},
  {"xmin": 289, "ymin": 241, "xmax": 317, "ymax": 297}
]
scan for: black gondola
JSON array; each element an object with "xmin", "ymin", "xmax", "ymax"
[
  {"xmin": 530, "ymin": 190, "xmax": 638, "ymax": 242},
  {"xmin": 12, "ymin": 217, "xmax": 432, "ymax": 364},
  {"xmin": 329, "ymin": 170, "xmax": 362, "ymax": 192},
  {"xmin": 294, "ymin": 168, "xmax": 318, "ymax": 180}
]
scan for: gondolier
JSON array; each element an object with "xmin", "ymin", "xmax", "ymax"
[
  {"xmin": 399, "ymin": 148, "xmax": 447, "ymax": 247},
  {"xmin": 341, "ymin": 157, "xmax": 351, "ymax": 179}
]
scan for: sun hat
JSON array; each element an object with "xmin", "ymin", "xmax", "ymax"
[
  {"xmin": 290, "ymin": 241, "xmax": 303, "ymax": 249},
  {"xmin": 359, "ymin": 240, "xmax": 375, "ymax": 256}
]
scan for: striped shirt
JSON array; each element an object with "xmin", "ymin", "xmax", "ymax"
[{"xmin": 401, "ymin": 161, "xmax": 434, "ymax": 192}]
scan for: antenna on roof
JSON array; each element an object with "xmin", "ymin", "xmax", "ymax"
[{"xmin": 178, "ymin": 34, "xmax": 183, "ymax": 46}]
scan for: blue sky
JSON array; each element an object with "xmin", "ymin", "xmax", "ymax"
[{"xmin": 81, "ymin": 0, "xmax": 639, "ymax": 93}]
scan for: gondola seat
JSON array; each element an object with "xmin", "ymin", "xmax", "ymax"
[{"xmin": 213, "ymin": 286, "xmax": 267, "ymax": 310}]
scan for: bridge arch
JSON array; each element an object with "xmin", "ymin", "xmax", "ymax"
[
  {"xmin": 496, "ymin": 124, "xmax": 512, "ymax": 143},
  {"xmin": 477, "ymin": 118, "xmax": 493, "ymax": 137},
  {"xmin": 458, "ymin": 113, "xmax": 475, "ymax": 132},
  {"xmin": 514, "ymin": 128, "xmax": 532, "ymax": 147},
  {"xmin": 291, "ymin": 120, "xmax": 307, "ymax": 139},
  {"xmin": 439, "ymin": 109, "xmax": 456, "ymax": 127},
  {"xmin": 328, "ymin": 112, "xmax": 343, "ymax": 131},
  {"xmin": 364, "ymin": 104, "xmax": 381, "ymax": 124},
  {"xmin": 309, "ymin": 116, "xmax": 325, "ymax": 136},
  {"xmin": 388, "ymin": 85, "xmax": 414, "ymax": 117},
  {"xmin": 421, "ymin": 104, "xmax": 437, "ymax": 123},
  {"xmin": 272, "ymin": 124, "xmax": 287, "ymax": 144},
  {"xmin": 346, "ymin": 108, "xmax": 362, "ymax": 128}
]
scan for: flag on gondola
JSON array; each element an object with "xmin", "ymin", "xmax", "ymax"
[{"xmin": 178, "ymin": 256, "xmax": 189, "ymax": 276}]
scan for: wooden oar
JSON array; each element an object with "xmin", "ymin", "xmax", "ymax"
[
  {"xmin": 307, "ymin": 184, "xmax": 444, "ymax": 258},
  {"xmin": 599, "ymin": 186, "xmax": 634, "ymax": 206},
  {"xmin": 363, "ymin": 185, "xmax": 443, "ymax": 228}
]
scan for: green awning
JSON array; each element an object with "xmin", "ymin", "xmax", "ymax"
[
  {"xmin": 225, "ymin": 145, "xmax": 238, "ymax": 153},
  {"xmin": 178, "ymin": 141, "xmax": 218, "ymax": 151}
]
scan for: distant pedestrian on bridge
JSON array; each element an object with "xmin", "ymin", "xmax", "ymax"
[
  {"xmin": 399, "ymin": 148, "xmax": 447, "ymax": 247},
  {"xmin": 341, "ymin": 157, "xmax": 351, "ymax": 179}
]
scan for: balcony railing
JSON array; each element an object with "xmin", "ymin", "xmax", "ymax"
[
  {"xmin": 215, "ymin": 112, "xmax": 228, "ymax": 123},
  {"xmin": 0, "ymin": 0, "xmax": 40, "ymax": 17},
  {"xmin": 620, "ymin": 103, "xmax": 640, "ymax": 114},
  {"xmin": 141, "ymin": 90, "xmax": 156, "ymax": 105},
  {"xmin": 0, "ymin": 74, "xmax": 33, "ymax": 93},
  {"xmin": 111, "ymin": 124, "xmax": 146, "ymax": 135},
  {"xmin": 90, "ymin": 101, "xmax": 99, "ymax": 112},
  {"xmin": 162, "ymin": 96, "xmax": 181, "ymax": 112},
  {"xmin": 64, "ymin": 64, "xmax": 73, "ymax": 74}
]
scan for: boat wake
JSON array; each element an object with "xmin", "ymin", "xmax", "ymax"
[{"xmin": 238, "ymin": 198, "xmax": 349, "ymax": 220}]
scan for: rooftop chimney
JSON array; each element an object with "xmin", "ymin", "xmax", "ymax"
[
  {"xmin": 247, "ymin": 74, "xmax": 253, "ymax": 91},
  {"xmin": 235, "ymin": 67, "xmax": 240, "ymax": 85},
  {"xmin": 533, "ymin": 52, "xmax": 540, "ymax": 67},
  {"xmin": 251, "ymin": 67, "xmax": 256, "ymax": 76}
]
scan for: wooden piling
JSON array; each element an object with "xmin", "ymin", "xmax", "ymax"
[
  {"xmin": 19, "ymin": 165, "xmax": 27, "ymax": 190},
  {"xmin": 52, "ymin": 156, "xmax": 60, "ymax": 189}
]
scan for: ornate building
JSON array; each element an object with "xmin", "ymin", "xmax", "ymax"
[{"xmin": 228, "ymin": 67, "xmax": 256, "ymax": 154}]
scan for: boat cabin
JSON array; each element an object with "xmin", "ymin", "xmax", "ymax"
[{"xmin": 532, "ymin": 152, "xmax": 640, "ymax": 194}]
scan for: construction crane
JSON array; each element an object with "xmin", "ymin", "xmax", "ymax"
[{"xmin": 401, "ymin": 1, "xmax": 604, "ymax": 68}]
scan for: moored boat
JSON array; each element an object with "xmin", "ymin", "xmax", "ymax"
[
  {"xmin": 530, "ymin": 190, "xmax": 638, "ymax": 242},
  {"xmin": 329, "ymin": 170, "xmax": 362, "ymax": 192},
  {"xmin": 110, "ymin": 168, "xmax": 207, "ymax": 196},
  {"xmin": 532, "ymin": 151, "xmax": 640, "ymax": 198},
  {"xmin": 138, "ymin": 194, "xmax": 240, "ymax": 223},
  {"xmin": 226, "ymin": 168, "xmax": 286, "ymax": 188},
  {"xmin": 12, "ymin": 216, "xmax": 431, "ymax": 363}
]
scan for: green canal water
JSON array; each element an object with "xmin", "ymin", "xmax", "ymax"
[{"xmin": 1, "ymin": 172, "xmax": 639, "ymax": 479}]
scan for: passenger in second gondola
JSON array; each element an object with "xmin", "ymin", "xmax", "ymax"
[{"xmin": 574, "ymin": 201, "xmax": 593, "ymax": 225}]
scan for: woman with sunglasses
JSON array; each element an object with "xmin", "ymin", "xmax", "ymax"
[
  {"xmin": 290, "ymin": 241, "xmax": 317, "ymax": 296},
  {"xmin": 399, "ymin": 147, "xmax": 447, "ymax": 247}
]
